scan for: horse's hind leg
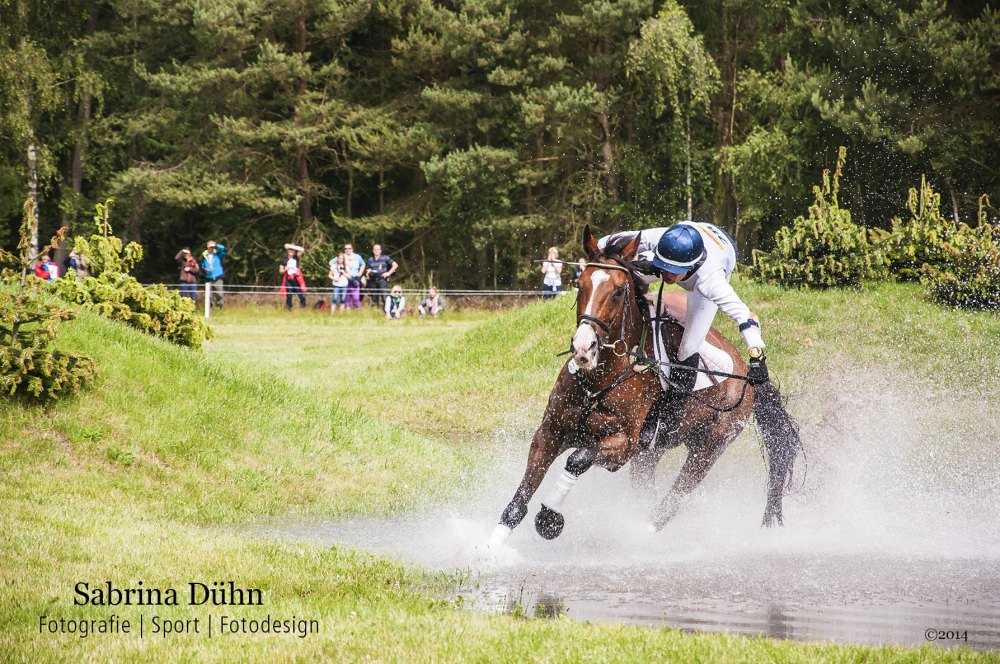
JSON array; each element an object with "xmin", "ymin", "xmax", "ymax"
[
  {"xmin": 489, "ymin": 428, "xmax": 563, "ymax": 547},
  {"xmin": 651, "ymin": 435, "xmax": 729, "ymax": 531}
]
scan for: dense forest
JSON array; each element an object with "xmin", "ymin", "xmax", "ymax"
[{"xmin": 1, "ymin": 0, "xmax": 997, "ymax": 287}]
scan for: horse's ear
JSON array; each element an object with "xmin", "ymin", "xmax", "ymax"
[
  {"xmin": 583, "ymin": 225, "xmax": 599, "ymax": 258},
  {"xmin": 620, "ymin": 233, "xmax": 639, "ymax": 260}
]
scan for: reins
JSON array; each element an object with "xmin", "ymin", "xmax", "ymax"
[{"xmin": 565, "ymin": 255, "xmax": 751, "ymax": 415}]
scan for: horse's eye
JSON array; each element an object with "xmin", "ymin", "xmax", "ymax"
[{"xmin": 612, "ymin": 286, "xmax": 625, "ymax": 298}]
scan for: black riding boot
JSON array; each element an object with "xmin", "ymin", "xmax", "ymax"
[{"xmin": 638, "ymin": 352, "xmax": 701, "ymax": 451}]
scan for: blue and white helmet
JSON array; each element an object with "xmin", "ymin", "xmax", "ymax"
[{"xmin": 652, "ymin": 224, "xmax": 706, "ymax": 275}]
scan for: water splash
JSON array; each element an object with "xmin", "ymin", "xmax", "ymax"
[{"xmin": 260, "ymin": 367, "xmax": 1000, "ymax": 648}]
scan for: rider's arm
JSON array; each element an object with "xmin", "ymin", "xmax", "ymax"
[
  {"xmin": 597, "ymin": 228, "xmax": 667, "ymax": 256},
  {"xmin": 695, "ymin": 270, "xmax": 765, "ymax": 350}
]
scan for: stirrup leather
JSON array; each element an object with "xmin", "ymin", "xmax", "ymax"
[{"xmin": 638, "ymin": 353, "xmax": 701, "ymax": 450}]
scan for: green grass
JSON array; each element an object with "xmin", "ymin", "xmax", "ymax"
[
  {"xmin": 207, "ymin": 303, "xmax": 574, "ymax": 441},
  {"xmin": 1, "ymin": 283, "xmax": 997, "ymax": 661}
]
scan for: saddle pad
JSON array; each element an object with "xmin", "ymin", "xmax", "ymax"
[{"xmin": 647, "ymin": 302, "xmax": 733, "ymax": 392}]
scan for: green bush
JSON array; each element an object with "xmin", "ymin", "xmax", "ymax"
[
  {"xmin": 920, "ymin": 196, "xmax": 1000, "ymax": 310},
  {"xmin": 877, "ymin": 176, "xmax": 963, "ymax": 282},
  {"xmin": 1, "ymin": 201, "xmax": 97, "ymax": 399},
  {"xmin": 752, "ymin": 147, "xmax": 888, "ymax": 288},
  {"xmin": 52, "ymin": 201, "xmax": 212, "ymax": 348}
]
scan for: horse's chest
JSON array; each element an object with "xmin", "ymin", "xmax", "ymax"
[{"xmin": 556, "ymin": 399, "xmax": 638, "ymax": 441}]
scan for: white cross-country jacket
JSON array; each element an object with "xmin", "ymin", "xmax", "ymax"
[{"xmin": 598, "ymin": 223, "xmax": 765, "ymax": 353}]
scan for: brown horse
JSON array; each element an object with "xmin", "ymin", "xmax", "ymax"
[{"xmin": 488, "ymin": 227, "xmax": 800, "ymax": 547}]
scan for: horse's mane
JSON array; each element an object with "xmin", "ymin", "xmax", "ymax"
[{"xmin": 600, "ymin": 232, "xmax": 638, "ymax": 259}]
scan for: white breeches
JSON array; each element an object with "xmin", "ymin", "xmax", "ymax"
[{"xmin": 678, "ymin": 291, "xmax": 718, "ymax": 361}]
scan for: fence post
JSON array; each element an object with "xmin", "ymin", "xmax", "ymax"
[{"xmin": 205, "ymin": 282, "xmax": 211, "ymax": 319}]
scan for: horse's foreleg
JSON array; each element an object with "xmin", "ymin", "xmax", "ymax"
[
  {"xmin": 535, "ymin": 431, "xmax": 634, "ymax": 540},
  {"xmin": 533, "ymin": 445, "xmax": 598, "ymax": 540},
  {"xmin": 489, "ymin": 428, "xmax": 563, "ymax": 547},
  {"xmin": 651, "ymin": 440, "xmax": 727, "ymax": 531}
]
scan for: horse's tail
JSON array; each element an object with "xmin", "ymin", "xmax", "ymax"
[{"xmin": 753, "ymin": 380, "xmax": 802, "ymax": 527}]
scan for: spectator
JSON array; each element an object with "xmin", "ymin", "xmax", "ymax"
[
  {"xmin": 328, "ymin": 253, "xmax": 348, "ymax": 313},
  {"xmin": 418, "ymin": 286, "xmax": 445, "ymax": 317},
  {"xmin": 175, "ymin": 247, "xmax": 199, "ymax": 301},
  {"xmin": 384, "ymin": 285, "xmax": 405, "ymax": 319},
  {"xmin": 541, "ymin": 246, "xmax": 563, "ymax": 299},
  {"xmin": 366, "ymin": 243, "xmax": 398, "ymax": 309},
  {"xmin": 34, "ymin": 254, "xmax": 57, "ymax": 281},
  {"xmin": 279, "ymin": 243, "xmax": 307, "ymax": 310},
  {"xmin": 63, "ymin": 250, "xmax": 89, "ymax": 279},
  {"xmin": 201, "ymin": 240, "xmax": 226, "ymax": 309},
  {"xmin": 342, "ymin": 242, "xmax": 365, "ymax": 311},
  {"xmin": 571, "ymin": 256, "xmax": 586, "ymax": 290}
]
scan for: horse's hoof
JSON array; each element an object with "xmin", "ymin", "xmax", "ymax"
[{"xmin": 535, "ymin": 504, "xmax": 565, "ymax": 540}]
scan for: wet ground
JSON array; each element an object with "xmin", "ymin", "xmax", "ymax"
[{"xmin": 259, "ymin": 371, "xmax": 1000, "ymax": 650}]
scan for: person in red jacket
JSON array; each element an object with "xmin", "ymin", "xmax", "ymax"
[
  {"xmin": 34, "ymin": 254, "xmax": 57, "ymax": 281},
  {"xmin": 279, "ymin": 243, "xmax": 307, "ymax": 309}
]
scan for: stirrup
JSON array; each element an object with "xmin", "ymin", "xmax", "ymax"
[{"xmin": 638, "ymin": 390, "xmax": 674, "ymax": 451}]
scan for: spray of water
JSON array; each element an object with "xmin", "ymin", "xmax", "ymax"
[{"xmin": 262, "ymin": 364, "xmax": 1000, "ymax": 647}]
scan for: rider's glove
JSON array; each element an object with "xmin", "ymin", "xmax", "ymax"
[
  {"xmin": 631, "ymin": 259, "xmax": 659, "ymax": 276},
  {"xmin": 747, "ymin": 356, "xmax": 769, "ymax": 385},
  {"xmin": 740, "ymin": 319, "xmax": 764, "ymax": 350}
]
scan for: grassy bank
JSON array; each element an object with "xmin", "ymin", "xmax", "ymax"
[
  {"xmin": 1, "ymin": 283, "xmax": 997, "ymax": 661},
  {"xmin": 209, "ymin": 280, "xmax": 1000, "ymax": 437}
]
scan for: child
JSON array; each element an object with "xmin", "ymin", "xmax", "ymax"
[{"xmin": 328, "ymin": 253, "xmax": 348, "ymax": 313}]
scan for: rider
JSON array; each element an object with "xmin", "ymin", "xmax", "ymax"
[{"xmin": 598, "ymin": 222, "xmax": 769, "ymax": 448}]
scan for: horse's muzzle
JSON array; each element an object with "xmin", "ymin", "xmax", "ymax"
[{"xmin": 571, "ymin": 323, "xmax": 599, "ymax": 369}]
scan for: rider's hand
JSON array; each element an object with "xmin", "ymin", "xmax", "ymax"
[{"xmin": 747, "ymin": 356, "xmax": 769, "ymax": 385}]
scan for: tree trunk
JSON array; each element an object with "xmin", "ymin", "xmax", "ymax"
[
  {"xmin": 477, "ymin": 247, "xmax": 487, "ymax": 289},
  {"xmin": 297, "ymin": 144, "xmax": 313, "ymax": 225},
  {"xmin": 23, "ymin": 79, "xmax": 39, "ymax": 258},
  {"xmin": 716, "ymin": 2, "xmax": 740, "ymax": 248},
  {"xmin": 127, "ymin": 194, "xmax": 144, "ymax": 245},
  {"xmin": 419, "ymin": 237, "xmax": 426, "ymax": 285},
  {"xmin": 943, "ymin": 174, "xmax": 960, "ymax": 224},
  {"xmin": 27, "ymin": 139, "xmax": 39, "ymax": 259},
  {"xmin": 596, "ymin": 108, "xmax": 618, "ymax": 200},
  {"xmin": 294, "ymin": 10, "xmax": 312, "ymax": 226},
  {"xmin": 492, "ymin": 231, "xmax": 498, "ymax": 290},
  {"xmin": 685, "ymin": 110, "xmax": 693, "ymax": 220},
  {"xmin": 346, "ymin": 154, "xmax": 353, "ymax": 217},
  {"xmin": 378, "ymin": 165, "xmax": 385, "ymax": 214},
  {"xmin": 59, "ymin": 68, "xmax": 95, "ymax": 266}
]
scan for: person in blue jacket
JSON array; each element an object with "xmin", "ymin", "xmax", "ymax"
[{"xmin": 201, "ymin": 240, "xmax": 227, "ymax": 309}]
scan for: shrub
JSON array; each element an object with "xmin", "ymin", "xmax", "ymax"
[
  {"xmin": 877, "ymin": 176, "xmax": 963, "ymax": 282},
  {"xmin": 0, "ymin": 200, "xmax": 97, "ymax": 399},
  {"xmin": 52, "ymin": 201, "xmax": 212, "ymax": 348},
  {"xmin": 752, "ymin": 147, "xmax": 888, "ymax": 288},
  {"xmin": 921, "ymin": 196, "xmax": 1000, "ymax": 310}
]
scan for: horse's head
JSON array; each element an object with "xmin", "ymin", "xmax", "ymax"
[{"xmin": 570, "ymin": 226, "xmax": 640, "ymax": 371}]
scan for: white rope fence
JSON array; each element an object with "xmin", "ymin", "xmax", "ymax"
[
  {"xmin": 185, "ymin": 284, "xmax": 552, "ymax": 296},
  {"xmin": 148, "ymin": 283, "xmax": 569, "ymax": 318}
]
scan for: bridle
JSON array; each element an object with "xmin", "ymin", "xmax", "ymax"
[
  {"xmin": 569, "ymin": 256, "xmax": 752, "ymax": 415},
  {"xmin": 574, "ymin": 258, "xmax": 641, "ymax": 363}
]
